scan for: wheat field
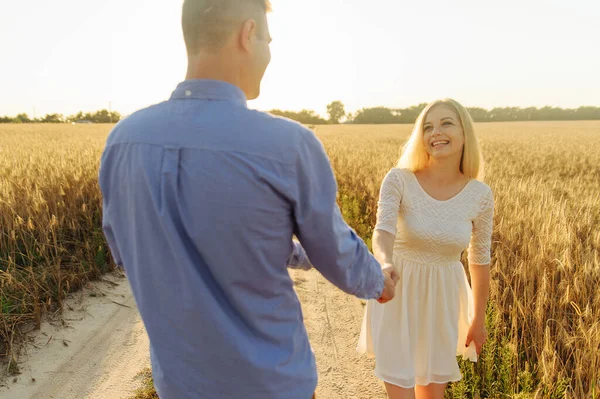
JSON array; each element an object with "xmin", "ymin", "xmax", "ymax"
[
  {"xmin": 0, "ymin": 125, "xmax": 110, "ymax": 371},
  {"xmin": 1, "ymin": 122, "xmax": 599, "ymax": 397}
]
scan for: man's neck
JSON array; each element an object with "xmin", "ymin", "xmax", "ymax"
[{"xmin": 186, "ymin": 53, "xmax": 243, "ymax": 90}]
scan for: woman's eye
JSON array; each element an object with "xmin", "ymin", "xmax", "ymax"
[
  {"xmin": 424, "ymin": 126, "xmax": 433, "ymax": 132},
  {"xmin": 443, "ymin": 121, "xmax": 453, "ymax": 126}
]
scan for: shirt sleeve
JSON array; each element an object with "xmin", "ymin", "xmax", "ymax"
[
  {"xmin": 467, "ymin": 186, "xmax": 495, "ymax": 265},
  {"xmin": 286, "ymin": 240, "xmax": 313, "ymax": 270},
  {"xmin": 374, "ymin": 169, "xmax": 404, "ymax": 236},
  {"xmin": 290, "ymin": 129, "xmax": 384, "ymax": 300},
  {"xmin": 101, "ymin": 199, "xmax": 124, "ymax": 268},
  {"xmin": 99, "ymin": 152, "xmax": 123, "ymax": 268}
]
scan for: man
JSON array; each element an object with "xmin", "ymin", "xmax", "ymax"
[{"xmin": 99, "ymin": 1, "xmax": 398, "ymax": 398}]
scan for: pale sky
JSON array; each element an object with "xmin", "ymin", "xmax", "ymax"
[{"xmin": 1, "ymin": 0, "xmax": 599, "ymax": 118}]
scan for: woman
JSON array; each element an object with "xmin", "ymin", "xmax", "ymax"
[{"xmin": 357, "ymin": 99, "xmax": 494, "ymax": 399}]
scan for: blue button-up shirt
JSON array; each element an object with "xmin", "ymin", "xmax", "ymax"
[{"xmin": 99, "ymin": 79, "xmax": 384, "ymax": 399}]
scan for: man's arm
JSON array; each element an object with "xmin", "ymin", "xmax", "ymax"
[
  {"xmin": 290, "ymin": 128, "xmax": 395, "ymax": 301},
  {"xmin": 286, "ymin": 243, "xmax": 397, "ymax": 305},
  {"xmin": 287, "ymin": 240, "xmax": 312, "ymax": 270},
  {"xmin": 99, "ymin": 154, "xmax": 124, "ymax": 269},
  {"xmin": 101, "ymin": 201, "xmax": 124, "ymax": 268}
]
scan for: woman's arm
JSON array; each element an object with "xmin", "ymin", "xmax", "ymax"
[
  {"xmin": 372, "ymin": 229, "xmax": 395, "ymax": 267},
  {"xmin": 372, "ymin": 169, "xmax": 404, "ymax": 268},
  {"xmin": 466, "ymin": 187, "xmax": 495, "ymax": 353},
  {"xmin": 469, "ymin": 262, "xmax": 490, "ymax": 328}
]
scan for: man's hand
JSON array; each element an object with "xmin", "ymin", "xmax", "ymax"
[{"xmin": 377, "ymin": 264, "xmax": 399, "ymax": 304}]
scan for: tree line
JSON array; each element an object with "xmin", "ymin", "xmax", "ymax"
[
  {"xmin": 274, "ymin": 102, "xmax": 600, "ymax": 125},
  {"xmin": 0, "ymin": 109, "xmax": 121, "ymax": 124},
  {"xmin": 2, "ymin": 102, "xmax": 600, "ymax": 125}
]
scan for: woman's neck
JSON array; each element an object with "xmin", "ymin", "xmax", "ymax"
[{"xmin": 421, "ymin": 157, "xmax": 463, "ymax": 184}]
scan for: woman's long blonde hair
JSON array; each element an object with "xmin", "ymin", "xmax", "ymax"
[{"xmin": 397, "ymin": 98, "xmax": 485, "ymax": 180}]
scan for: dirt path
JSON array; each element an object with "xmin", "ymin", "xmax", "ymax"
[
  {"xmin": 1, "ymin": 269, "xmax": 386, "ymax": 399},
  {"xmin": 291, "ymin": 269, "xmax": 387, "ymax": 399},
  {"xmin": 0, "ymin": 272, "xmax": 150, "ymax": 399}
]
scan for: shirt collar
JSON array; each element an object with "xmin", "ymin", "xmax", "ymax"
[{"xmin": 169, "ymin": 79, "xmax": 247, "ymax": 107}]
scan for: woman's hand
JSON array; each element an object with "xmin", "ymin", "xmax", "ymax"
[
  {"xmin": 465, "ymin": 321, "xmax": 488, "ymax": 355},
  {"xmin": 377, "ymin": 264, "xmax": 399, "ymax": 304}
]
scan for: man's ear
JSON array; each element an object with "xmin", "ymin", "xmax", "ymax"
[{"xmin": 239, "ymin": 19, "xmax": 257, "ymax": 52}]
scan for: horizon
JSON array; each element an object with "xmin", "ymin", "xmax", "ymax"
[{"xmin": 4, "ymin": 102, "xmax": 600, "ymax": 121}]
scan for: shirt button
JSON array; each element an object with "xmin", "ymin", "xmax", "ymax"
[{"xmin": 185, "ymin": 90, "xmax": 192, "ymax": 97}]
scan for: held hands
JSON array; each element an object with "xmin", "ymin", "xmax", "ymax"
[{"xmin": 377, "ymin": 263, "xmax": 399, "ymax": 304}]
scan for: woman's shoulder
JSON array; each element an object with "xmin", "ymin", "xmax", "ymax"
[
  {"xmin": 468, "ymin": 179, "xmax": 492, "ymax": 195},
  {"xmin": 467, "ymin": 179, "xmax": 494, "ymax": 208},
  {"xmin": 382, "ymin": 167, "xmax": 413, "ymax": 185},
  {"xmin": 386, "ymin": 167, "xmax": 412, "ymax": 178}
]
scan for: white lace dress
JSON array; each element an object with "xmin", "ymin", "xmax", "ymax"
[{"xmin": 357, "ymin": 168, "xmax": 494, "ymax": 388}]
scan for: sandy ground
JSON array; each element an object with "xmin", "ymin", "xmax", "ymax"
[
  {"xmin": 0, "ymin": 271, "xmax": 150, "ymax": 399},
  {"xmin": 291, "ymin": 269, "xmax": 387, "ymax": 399},
  {"xmin": 1, "ymin": 268, "xmax": 387, "ymax": 399}
]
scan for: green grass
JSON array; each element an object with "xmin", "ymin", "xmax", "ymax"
[{"xmin": 130, "ymin": 368, "xmax": 159, "ymax": 399}]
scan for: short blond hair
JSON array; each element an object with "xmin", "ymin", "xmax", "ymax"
[
  {"xmin": 182, "ymin": 0, "xmax": 272, "ymax": 53},
  {"xmin": 397, "ymin": 99, "xmax": 485, "ymax": 180}
]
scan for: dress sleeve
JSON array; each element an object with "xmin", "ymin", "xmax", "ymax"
[
  {"xmin": 467, "ymin": 186, "xmax": 495, "ymax": 265},
  {"xmin": 374, "ymin": 169, "xmax": 404, "ymax": 236}
]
